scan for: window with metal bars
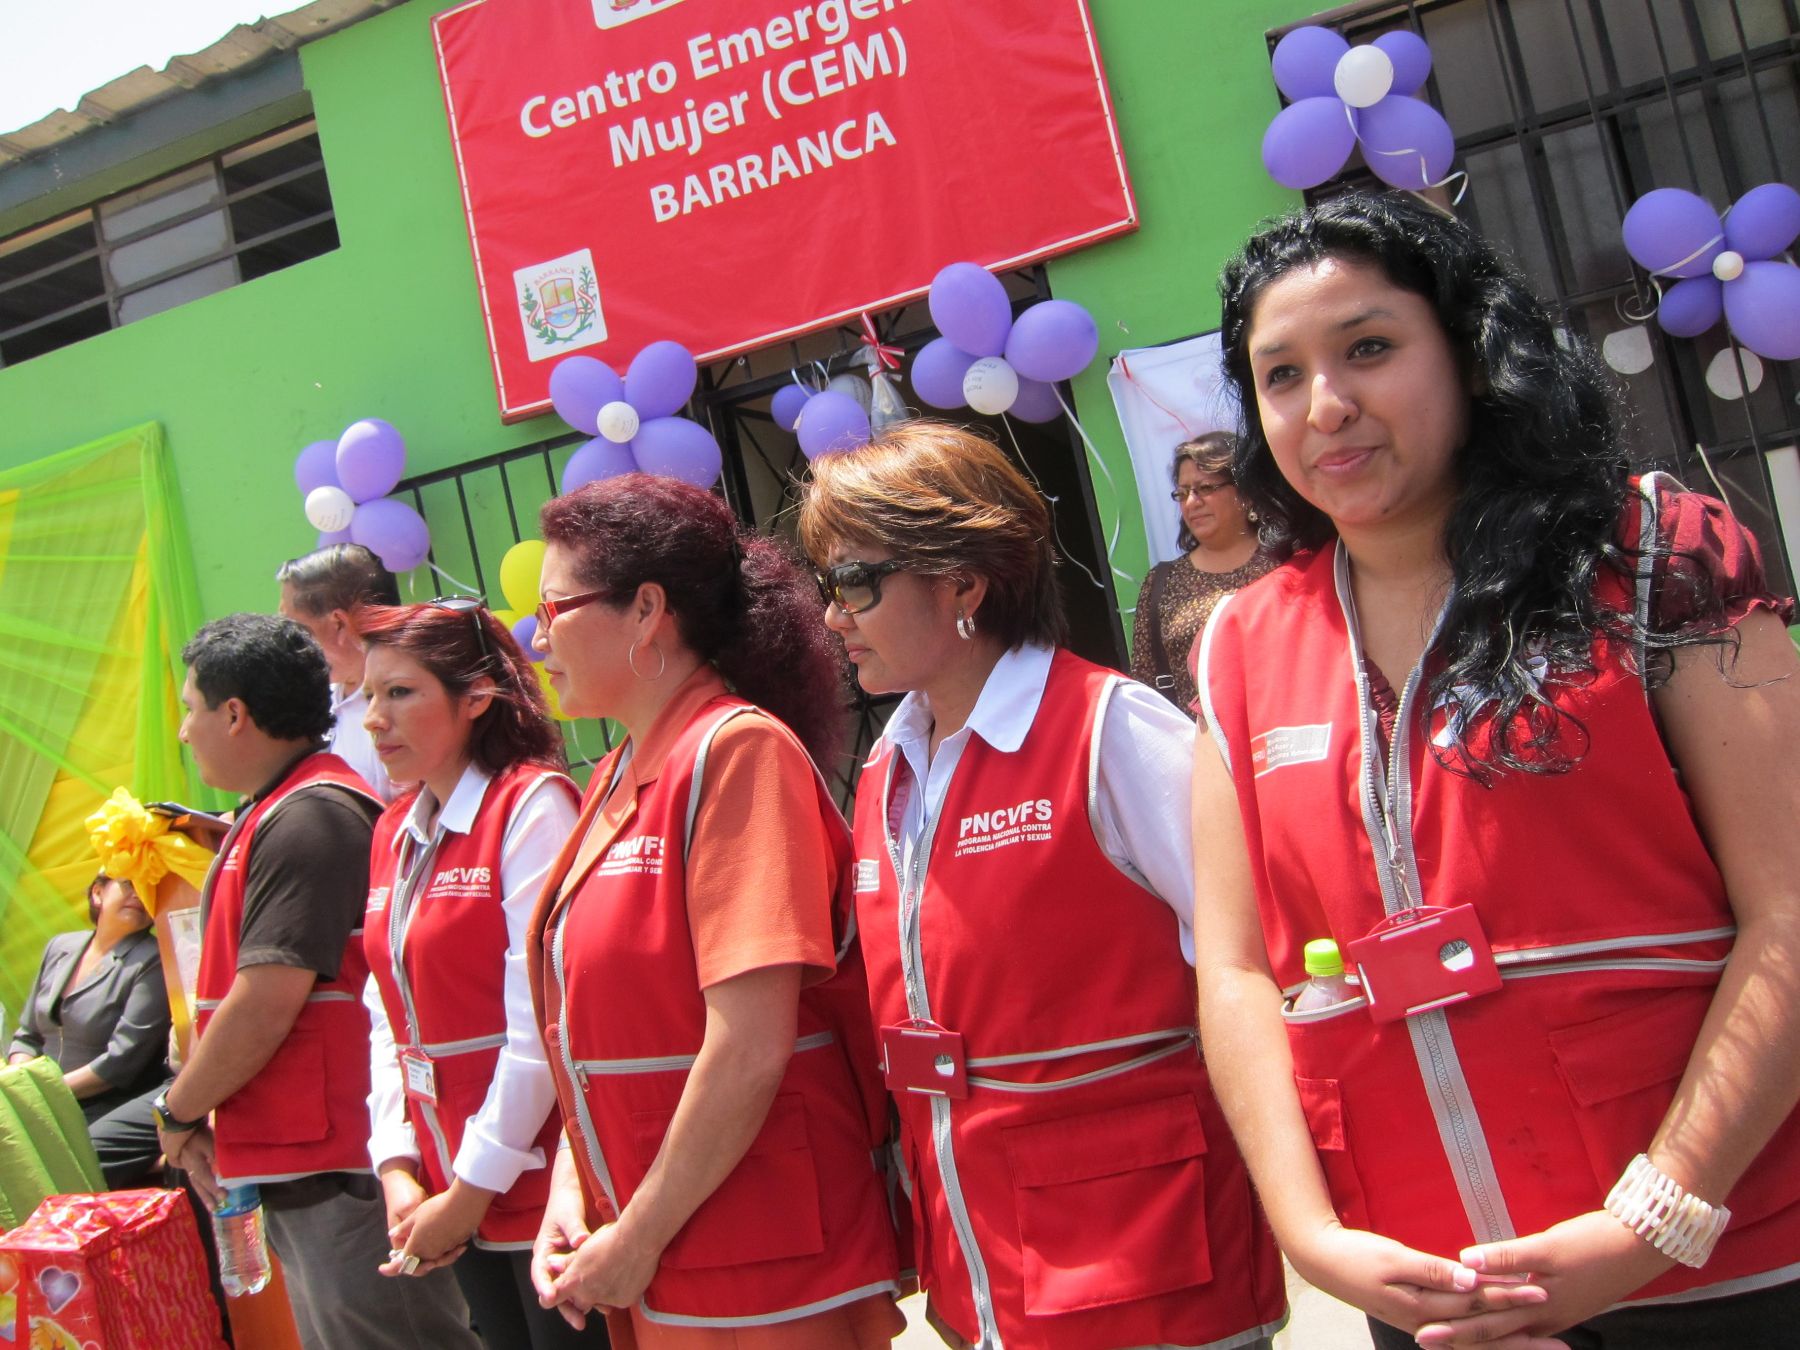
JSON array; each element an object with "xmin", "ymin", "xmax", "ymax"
[
  {"xmin": 0, "ymin": 119, "xmax": 338, "ymax": 367},
  {"xmin": 1273, "ymin": 0, "xmax": 1800, "ymax": 594}
]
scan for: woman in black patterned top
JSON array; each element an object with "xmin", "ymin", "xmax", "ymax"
[{"xmin": 1130, "ymin": 433, "xmax": 1279, "ymax": 714}]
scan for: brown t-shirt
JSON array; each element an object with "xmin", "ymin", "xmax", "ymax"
[{"xmin": 236, "ymin": 755, "xmax": 382, "ymax": 978}]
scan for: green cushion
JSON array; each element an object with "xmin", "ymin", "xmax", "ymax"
[
  {"xmin": 0, "ymin": 1060, "xmax": 104, "ymax": 1193},
  {"xmin": 0, "ymin": 1091, "xmax": 56, "ymax": 1229}
]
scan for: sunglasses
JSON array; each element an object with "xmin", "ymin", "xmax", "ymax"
[
  {"xmin": 428, "ymin": 596, "xmax": 491, "ymax": 664},
  {"xmin": 535, "ymin": 587, "xmax": 611, "ymax": 632},
  {"xmin": 814, "ymin": 559, "xmax": 909, "ymax": 615}
]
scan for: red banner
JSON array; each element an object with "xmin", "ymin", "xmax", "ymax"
[{"xmin": 433, "ymin": 0, "xmax": 1135, "ymax": 421}]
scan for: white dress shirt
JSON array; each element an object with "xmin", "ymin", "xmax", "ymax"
[
  {"xmin": 330, "ymin": 684, "xmax": 395, "ymax": 804},
  {"xmin": 881, "ymin": 642, "xmax": 1200, "ymax": 964},
  {"xmin": 364, "ymin": 763, "xmax": 578, "ymax": 1194}
]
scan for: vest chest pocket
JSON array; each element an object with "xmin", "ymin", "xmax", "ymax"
[
  {"xmin": 1001, "ymin": 1093, "xmax": 1212, "ymax": 1316},
  {"xmin": 631, "ymin": 1091, "xmax": 824, "ymax": 1270},
  {"xmin": 218, "ymin": 1027, "xmax": 329, "ymax": 1146}
]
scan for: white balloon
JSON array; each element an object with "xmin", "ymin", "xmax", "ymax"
[
  {"xmin": 963, "ymin": 357, "xmax": 1019, "ymax": 415},
  {"xmin": 826, "ymin": 372, "xmax": 873, "ymax": 414},
  {"xmin": 1334, "ymin": 45, "xmax": 1394, "ymax": 108},
  {"xmin": 1712, "ymin": 250, "xmax": 1745, "ymax": 282},
  {"xmin": 1600, "ymin": 326, "xmax": 1655, "ymax": 376},
  {"xmin": 597, "ymin": 400, "xmax": 640, "ymax": 444},
  {"xmin": 305, "ymin": 485, "xmax": 356, "ymax": 532},
  {"xmin": 1704, "ymin": 347, "xmax": 1763, "ymax": 401}
]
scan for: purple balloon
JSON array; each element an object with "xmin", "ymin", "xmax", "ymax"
[
  {"xmin": 349, "ymin": 497, "xmax": 431, "ymax": 573},
  {"xmin": 1657, "ymin": 277, "xmax": 1723, "ymax": 338},
  {"xmin": 1725, "ymin": 260, "xmax": 1800, "ymax": 361},
  {"xmin": 631, "ymin": 416, "xmax": 722, "ymax": 487},
  {"xmin": 771, "ymin": 384, "xmax": 812, "ymax": 432},
  {"xmin": 910, "ymin": 337, "xmax": 977, "ymax": 409},
  {"xmin": 1622, "ymin": 188, "xmax": 1722, "ymax": 279},
  {"xmin": 316, "ymin": 527, "xmax": 353, "ymax": 547},
  {"xmin": 1005, "ymin": 300, "xmax": 1099, "ymax": 383},
  {"xmin": 561, "ymin": 437, "xmax": 638, "ymax": 493},
  {"xmin": 1373, "ymin": 31, "xmax": 1432, "ymax": 95},
  {"xmin": 796, "ymin": 390, "xmax": 871, "ymax": 460},
  {"xmin": 1724, "ymin": 183, "xmax": 1800, "ymax": 261},
  {"xmin": 335, "ymin": 419, "xmax": 406, "ymax": 504},
  {"xmin": 928, "ymin": 263, "xmax": 1012, "ymax": 358},
  {"xmin": 1356, "ymin": 95, "xmax": 1455, "ymax": 190},
  {"xmin": 294, "ymin": 440, "xmax": 340, "ymax": 496},
  {"xmin": 511, "ymin": 614, "xmax": 545, "ymax": 662},
  {"xmin": 1271, "ymin": 26, "xmax": 1350, "ymax": 101},
  {"xmin": 548, "ymin": 356, "xmax": 624, "ymax": 435},
  {"xmin": 1008, "ymin": 377, "xmax": 1065, "ymax": 424},
  {"xmin": 1263, "ymin": 96, "xmax": 1357, "ymax": 190},
  {"xmin": 625, "ymin": 340, "xmax": 698, "ymax": 419}
]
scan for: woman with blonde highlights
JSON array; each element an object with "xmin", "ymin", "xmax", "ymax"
[{"xmin": 799, "ymin": 423, "xmax": 1285, "ymax": 1350}]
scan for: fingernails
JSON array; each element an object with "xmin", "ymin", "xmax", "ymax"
[
  {"xmin": 1451, "ymin": 1266, "xmax": 1478, "ymax": 1292},
  {"xmin": 1459, "ymin": 1248, "xmax": 1486, "ymax": 1271}
]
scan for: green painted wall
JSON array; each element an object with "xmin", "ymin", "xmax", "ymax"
[{"xmin": 0, "ymin": 0, "xmax": 1316, "ymax": 624}]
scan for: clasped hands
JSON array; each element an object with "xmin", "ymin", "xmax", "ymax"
[
  {"xmin": 529, "ymin": 1180, "xmax": 661, "ymax": 1331},
  {"xmin": 1295, "ymin": 1212, "xmax": 1674, "ymax": 1349}
]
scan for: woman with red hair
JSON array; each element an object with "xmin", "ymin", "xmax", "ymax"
[
  {"xmin": 355, "ymin": 599, "xmax": 594, "ymax": 1349},
  {"xmin": 526, "ymin": 474, "xmax": 900, "ymax": 1347}
]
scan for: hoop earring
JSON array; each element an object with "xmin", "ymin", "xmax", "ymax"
[
  {"xmin": 627, "ymin": 639, "xmax": 666, "ymax": 681},
  {"xmin": 955, "ymin": 612, "xmax": 976, "ymax": 641}
]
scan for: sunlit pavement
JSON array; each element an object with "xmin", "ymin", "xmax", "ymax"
[{"xmin": 892, "ymin": 1265, "xmax": 1371, "ymax": 1347}]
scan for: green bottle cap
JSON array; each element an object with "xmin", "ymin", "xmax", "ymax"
[{"xmin": 1303, "ymin": 939, "xmax": 1344, "ymax": 978}]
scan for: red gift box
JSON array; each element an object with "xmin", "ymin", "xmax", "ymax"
[{"xmin": 0, "ymin": 1189, "xmax": 226, "ymax": 1350}]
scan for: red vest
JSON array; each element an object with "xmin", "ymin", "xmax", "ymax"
[
  {"xmin": 196, "ymin": 752, "xmax": 381, "ymax": 1186},
  {"xmin": 851, "ymin": 650, "xmax": 1285, "ymax": 1350},
  {"xmin": 536, "ymin": 697, "xmax": 898, "ymax": 1326},
  {"xmin": 364, "ymin": 765, "xmax": 577, "ymax": 1248},
  {"xmin": 1197, "ymin": 496, "xmax": 1800, "ymax": 1305}
]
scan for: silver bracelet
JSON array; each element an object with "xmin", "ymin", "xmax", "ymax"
[{"xmin": 1603, "ymin": 1153, "xmax": 1730, "ymax": 1268}]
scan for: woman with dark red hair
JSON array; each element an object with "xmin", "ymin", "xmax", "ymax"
[
  {"xmin": 526, "ymin": 474, "xmax": 900, "ymax": 1347},
  {"xmin": 355, "ymin": 599, "xmax": 593, "ymax": 1350}
]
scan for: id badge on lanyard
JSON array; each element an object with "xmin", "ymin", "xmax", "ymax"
[
  {"xmin": 398, "ymin": 1047, "xmax": 438, "ymax": 1105},
  {"xmin": 880, "ymin": 1020, "xmax": 969, "ymax": 1099},
  {"xmin": 1348, "ymin": 904, "xmax": 1502, "ymax": 1023}
]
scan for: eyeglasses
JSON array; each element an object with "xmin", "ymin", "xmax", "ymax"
[
  {"xmin": 814, "ymin": 560, "xmax": 909, "ymax": 615},
  {"xmin": 429, "ymin": 596, "xmax": 491, "ymax": 665},
  {"xmin": 535, "ymin": 587, "xmax": 610, "ymax": 632},
  {"xmin": 1171, "ymin": 481, "xmax": 1235, "ymax": 503}
]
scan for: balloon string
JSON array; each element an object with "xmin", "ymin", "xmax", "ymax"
[
  {"xmin": 1052, "ymin": 388, "xmax": 1141, "ymax": 608},
  {"xmin": 1000, "ymin": 416, "xmax": 1109, "ymax": 596},
  {"xmin": 426, "ymin": 560, "xmax": 483, "ymax": 597},
  {"xmin": 1648, "ymin": 232, "xmax": 1725, "ymax": 279},
  {"xmin": 1345, "ymin": 104, "xmax": 1468, "ymax": 204},
  {"xmin": 1117, "ymin": 356, "xmax": 1202, "ymax": 438}
]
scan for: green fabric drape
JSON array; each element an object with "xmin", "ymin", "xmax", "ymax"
[{"xmin": 0, "ymin": 423, "xmax": 204, "ymax": 1015}]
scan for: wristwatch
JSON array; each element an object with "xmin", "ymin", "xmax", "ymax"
[{"xmin": 151, "ymin": 1089, "xmax": 203, "ymax": 1134}]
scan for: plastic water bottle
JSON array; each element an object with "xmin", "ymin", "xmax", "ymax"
[
  {"xmin": 213, "ymin": 1184, "xmax": 272, "ymax": 1297},
  {"xmin": 1291, "ymin": 939, "xmax": 1356, "ymax": 1012}
]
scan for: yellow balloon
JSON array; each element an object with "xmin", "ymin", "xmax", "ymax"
[
  {"xmin": 499, "ymin": 539, "xmax": 547, "ymax": 614},
  {"xmin": 536, "ymin": 663, "xmax": 572, "ymax": 721}
]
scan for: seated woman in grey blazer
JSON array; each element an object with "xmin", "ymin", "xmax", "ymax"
[{"xmin": 9, "ymin": 874, "xmax": 170, "ymax": 1124}]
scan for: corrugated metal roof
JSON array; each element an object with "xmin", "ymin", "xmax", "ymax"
[{"xmin": 0, "ymin": 0, "xmax": 399, "ymax": 168}]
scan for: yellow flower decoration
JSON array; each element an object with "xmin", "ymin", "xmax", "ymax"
[{"xmin": 84, "ymin": 788, "xmax": 216, "ymax": 917}]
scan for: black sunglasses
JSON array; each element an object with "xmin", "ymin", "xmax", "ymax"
[
  {"xmin": 814, "ymin": 560, "xmax": 909, "ymax": 615},
  {"xmin": 429, "ymin": 595, "xmax": 491, "ymax": 664}
]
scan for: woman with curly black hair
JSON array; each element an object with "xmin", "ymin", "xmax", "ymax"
[{"xmin": 1191, "ymin": 191, "xmax": 1800, "ymax": 1349}]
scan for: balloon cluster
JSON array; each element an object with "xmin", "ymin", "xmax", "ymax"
[
  {"xmin": 910, "ymin": 263, "xmax": 1097, "ymax": 422},
  {"xmin": 295, "ymin": 420, "xmax": 432, "ymax": 573},
  {"xmin": 549, "ymin": 341, "xmax": 722, "ymax": 492},
  {"xmin": 487, "ymin": 539, "xmax": 570, "ymax": 721},
  {"xmin": 1262, "ymin": 27, "xmax": 1452, "ymax": 192},
  {"xmin": 772, "ymin": 381, "xmax": 874, "ymax": 460},
  {"xmin": 1621, "ymin": 183, "xmax": 1800, "ymax": 362}
]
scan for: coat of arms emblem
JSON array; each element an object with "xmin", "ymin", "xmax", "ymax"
[{"xmin": 514, "ymin": 249, "xmax": 606, "ymax": 361}]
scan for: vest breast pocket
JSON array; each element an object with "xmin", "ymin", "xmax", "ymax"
[
  {"xmin": 217, "ymin": 1026, "xmax": 329, "ymax": 1146},
  {"xmin": 1001, "ymin": 1093, "xmax": 1212, "ymax": 1316},
  {"xmin": 632, "ymin": 1091, "xmax": 824, "ymax": 1271}
]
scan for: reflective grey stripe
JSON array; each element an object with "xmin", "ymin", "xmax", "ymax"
[
  {"xmin": 683, "ymin": 706, "xmax": 755, "ymax": 866},
  {"xmin": 1336, "ymin": 543, "xmax": 1515, "ymax": 1245},
  {"xmin": 881, "ymin": 751, "xmax": 1004, "ymax": 1349},
  {"xmin": 968, "ymin": 1036, "xmax": 1197, "ymax": 1094},
  {"xmin": 305, "ymin": 991, "xmax": 357, "ymax": 1004},
  {"xmin": 194, "ymin": 998, "xmax": 222, "ymax": 1011},
  {"xmin": 573, "ymin": 1030, "xmax": 836, "ymax": 1077},
  {"xmin": 419, "ymin": 1032, "xmax": 508, "ymax": 1058},
  {"xmin": 1086, "ymin": 675, "xmax": 1114, "ymax": 841},
  {"xmin": 1610, "ymin": 1256, "xmax": 1800, "ymax": 1310},
  {"xmin": 1633, "ymin": 472, "xmax": 1666, "ymax": 694},
  {"xmin": 1194, "ymin": 591, "xmax": 1237, "ymax": 772},
  {"xmin": 1492, "ymin": 926, "xmax": 1735, "ymax": 965},
  {"xmin": 639, "ymin": 1277, "xmax": 901, "ymax": 1328},
  {"xmin": 551, "ymin": 899, "xmax": 621, "ymax": 1214},
  {"xmin": 1501, "ymin": 956, "xmax": 1731, "ymax": 981},
  {"xmin": 967, "ymin": 1026, "xmax": 1192, "ymax": 1068},
  {"xmin": 386, "ymin": 825, "xmax": 457, "ymax": 1180}
]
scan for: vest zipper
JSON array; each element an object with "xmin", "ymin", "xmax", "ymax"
[
  {"xmin": 1337, "ymin": 545, "xmax": 1515, "ymax": 1245},
  {"xmin": 388, "ymin": 830, "xmax": 458, "ymax": 1185},
  {"xmin": 882, "ymin": 752, "xmax": 1005, "ymax": 1350}
]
